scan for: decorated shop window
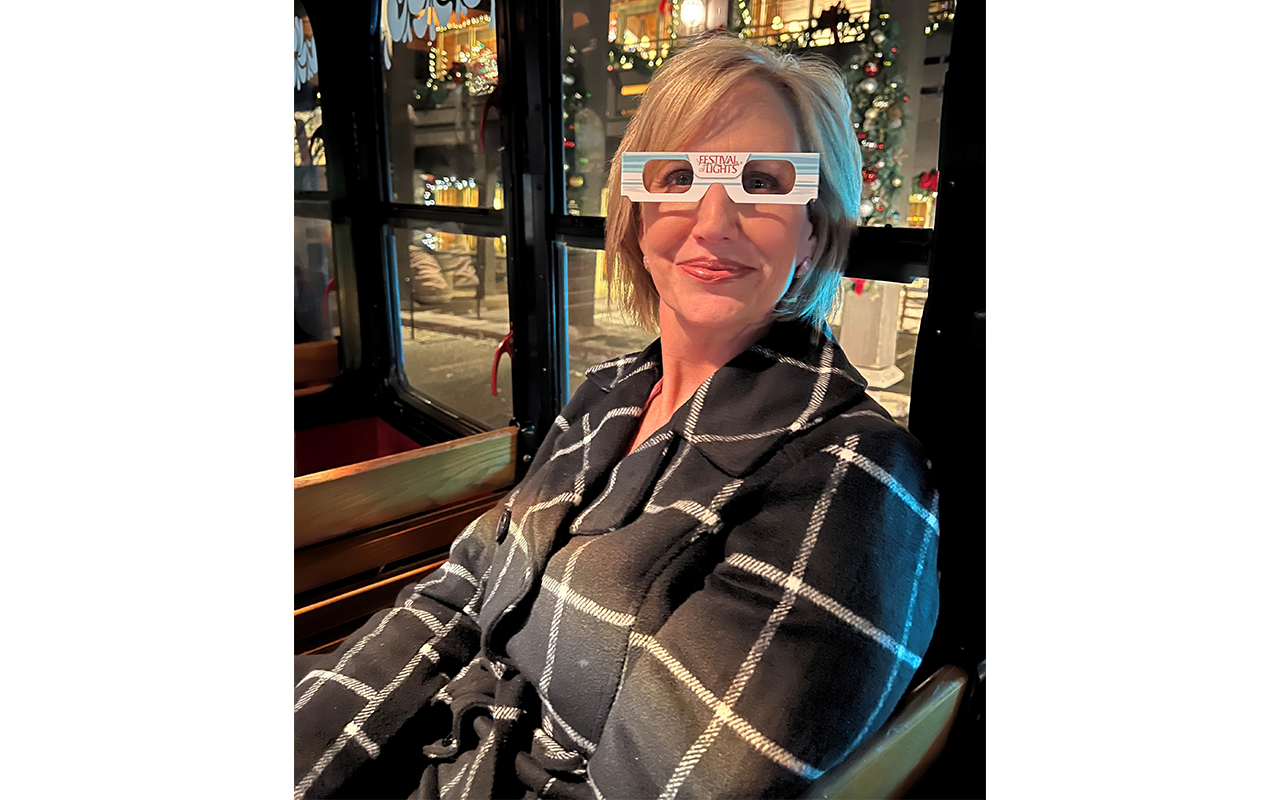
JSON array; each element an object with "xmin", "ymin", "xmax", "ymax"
[
  {"xmin": 575, "ymin": 1, "xmax": 941, "ymax": 227},
  {"xmin": 380, "ymin": 1, "xmax": 502, "ymax": 208},
  {"xmin": 294, "ymin": 1, "xmax": 326, "ymax": 191},
  {"xmin": 926, "ymin": 0, "xmax": 957, "ymax": 36}
]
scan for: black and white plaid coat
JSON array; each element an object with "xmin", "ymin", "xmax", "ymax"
[{"xmin": 294, "ymin": 320, "xmax": 940, "ymax": 800}]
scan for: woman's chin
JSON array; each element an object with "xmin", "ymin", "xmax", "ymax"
[{"xmin": 663, "ymin": 296, "xmax": 768, "ymax": 333}]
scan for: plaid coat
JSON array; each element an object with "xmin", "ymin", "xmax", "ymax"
[{"xmin": 294, "ymin": 320, "xmax": 940, "ymax": 799}]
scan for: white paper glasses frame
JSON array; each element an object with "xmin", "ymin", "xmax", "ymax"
[{"xmin": 620, "ymin": 152, "xmax": 819, "ymax": 205}]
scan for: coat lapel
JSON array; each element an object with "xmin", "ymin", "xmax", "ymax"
[
  {"xmin": 479, "ymin": 345, "xmax": 665, "ymax": 648},
  {"xmin": 682, "ymin": 321, "xmax": 877, "ymax": 477},
  {"xmin": 563, "ymin": 343, "xmax": 675, "ymax": 536},
  {"xmin": 569, "ymin": 321, "xmax": 878, "ymax": 533}
]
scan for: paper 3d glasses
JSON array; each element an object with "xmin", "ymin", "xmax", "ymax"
[{"xmin": 620, "ymin": 152, "xmax": 819, "ymax": 205}]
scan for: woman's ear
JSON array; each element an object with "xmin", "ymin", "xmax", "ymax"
[{"xmin": 798, "ymin": 203, "xmax": 818, "ymax": 266}]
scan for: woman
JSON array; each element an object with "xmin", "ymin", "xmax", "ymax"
[{"xmin": 295, "ymin": 37, "xmax": 938, "ymax": 800}]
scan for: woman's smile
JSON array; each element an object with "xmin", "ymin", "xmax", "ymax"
[{"xmin": 677, "ymin": 258, "xmax": 753, "ymax": 283}]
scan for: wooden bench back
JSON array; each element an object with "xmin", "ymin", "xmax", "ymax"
[
  {"xmin": 294, "ymin": 427, "xmax": 517, "ymax": 654},
  {"xmin": 802, "ymin": 664, "xmax": 968, "ymax": 799},
  {"xmin": 295, "ymin": 427, "xmax": 516, "ymax": 549}
]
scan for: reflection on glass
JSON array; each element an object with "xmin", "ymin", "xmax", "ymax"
[
  {"xmin": 564, "ymin": 246, "xmax": 656, "ymax": 397},
  {"xmin": 381, "ymin": 2, "xmax": 502, "ymax": 208},
  {"xmin": 561, "ymin": 247, "xmax": 924, "ymax": 428},
  {"xmin": 295, "ymin": 2, "xmax": 326, "ymax": 191},
  {"xmin": 829, "ymin": 276, "xmax": 928, "ymax": 427},
  {"xmin": 565, "ymin": 1, "xmax": 950, "ymax": 227},
  {"xmin": 295, "ymin": 218, "xmax": 337, "ymax": 343},
  {"xmin": 395, "ymin": 227, "xmax": 512, "ymax": 430}
]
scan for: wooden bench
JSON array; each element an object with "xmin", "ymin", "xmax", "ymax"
[{"xmin": 294, "ymin": 426, "xmax": 517, "ymax": 654}]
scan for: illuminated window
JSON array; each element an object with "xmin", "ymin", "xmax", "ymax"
[
  {"xmin": 294, "ymin": 2, "xmax": 325, "ymax": 191},
  {"xmin": 382, "ymin": 2, "xmax": 502, "ymax": 209},
  {"xmin": 294, "ymin": 1, "xmax": 338, "ymax": 346}
]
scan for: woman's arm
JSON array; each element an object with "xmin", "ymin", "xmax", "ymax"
[
  {"xmin": 292, "ymin": 503, "xmax": 504, "ymax": 798},
  {"xmin": 587, "ymin": 423, "xmax": 941, "ymax": 799}
]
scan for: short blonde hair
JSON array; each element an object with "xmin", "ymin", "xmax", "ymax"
[{"xmin": 604, "ymin": 37, "xmax": 861, "ymax": 331}]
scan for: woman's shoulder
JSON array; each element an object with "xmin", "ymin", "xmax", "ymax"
[{"xmin": 782, "ymin": 394, "xmax": 933, "ymax": 483}]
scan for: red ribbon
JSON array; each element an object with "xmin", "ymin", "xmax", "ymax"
[
  {"xmin": 492, "ymin": 328, "xmax": 514, "ymax": 397},
  {"xmin": 919, "ymin": 170, "xmax": 940, "ymax": 192}
]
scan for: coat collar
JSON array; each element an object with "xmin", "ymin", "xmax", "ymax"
[{"xmin": 585, "ymin": 320, "xmax": 874, "ymax": 478}]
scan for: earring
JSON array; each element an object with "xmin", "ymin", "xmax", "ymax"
[
  {"xmin": 798, "ymin": 257, "xmax": 812, "ymax": 273},
  {"xmin": 642, "ymin": 256, "xmax": 651, "ymax": 272}
]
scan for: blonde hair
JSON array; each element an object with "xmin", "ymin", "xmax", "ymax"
[{"xmin": 604, "ymin": 36, "xmax": 861, "ymax": 331}]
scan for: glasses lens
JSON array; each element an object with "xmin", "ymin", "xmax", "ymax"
[
  {"xmin": 740, "ymin": 160, "xmax": 797, "ymax": 195},
  {"xmin": 642, "ymin": 159, "xmax": 694, "ymax": 194}
]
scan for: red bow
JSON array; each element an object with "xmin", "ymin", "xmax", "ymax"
[
  {"xmin": 492, "ymin": 328, "xmax": 514, "ymax": 397},
  {"xmin": 919, "ymin": 170, "xmax": 940, "ymax": 192}
]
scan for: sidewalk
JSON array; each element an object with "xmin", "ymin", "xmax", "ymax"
[
  {"xmin": 400, "ymin": 302, "xmax": 916, "ymax": 426},
  {"xmin": 401, "ymin": 303, "xmax": 658, "ymax": 362}
]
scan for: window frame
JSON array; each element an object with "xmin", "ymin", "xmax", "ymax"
[{"xmin": 302, "ymin": 0, "xmax": 969, "ymax": 472}]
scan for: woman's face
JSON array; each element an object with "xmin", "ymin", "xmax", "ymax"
[{"xmin": 638, "ymin": 79, "xmax": 816, "ymax": 336}]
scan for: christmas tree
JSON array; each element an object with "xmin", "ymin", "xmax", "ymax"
[
  {"xmin": 563, "ymin": 44, "xmax": 591, "ymax": 216},
  {"xmin": 732, "ymin": 2, "xmax": 913, "ymax": 226},
  {"xmin": 842, "ymin": 4, "xmax": 910, "ymax": 226}
]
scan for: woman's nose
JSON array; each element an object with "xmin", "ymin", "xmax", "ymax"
[{"xmin": 690, "ymin": 183, "xmax": 740, "ymax": 241}]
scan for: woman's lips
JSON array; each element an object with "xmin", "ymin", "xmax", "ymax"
[{"xmin": 677, "ymin": 260, "xmax": 752, "ymax": 284}]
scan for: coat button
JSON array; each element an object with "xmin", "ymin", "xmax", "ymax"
[{"xmin": 495, "ymin": 508, "xmax": 512, "ymax": 544}]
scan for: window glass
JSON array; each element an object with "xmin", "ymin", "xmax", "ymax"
[
  {"xmin": 564, "ymin": 1, "xmax": 951, "ymax": 227},
  {"xmin": 295, "ymin": 2, "xmax": 327, "ymax": 191},
  {"xmin": 565, "ymin": 246, "xmax": 657, "ymax": 397},
  {"xmin": 394, "ymin": 226, "xmax": 513, "ymax": 429},
  {"xmin": 829, "ymin": 276, "xmax": 926, "ymax": 427},
  {"xmin": 295, "ymin": 218, "xmax": 339, "ymax": 343},
  {"xmin": 381, "ymin": 1, "xmax": 503, "ymax": 208},
  {"xmin": 564, "ymin": 245, "xmax": 924, "ymax": 428}
]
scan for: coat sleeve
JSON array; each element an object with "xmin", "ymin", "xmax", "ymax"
[
  {"xmin": 587, "ymin": 423, "xmax": 941, "ymax": 799},
  {"xmin": 292, "ymin": 502, "xmax": 503, "ymax": 798},
  {"xmin": 293, "ymin": 398, "xmax": 585, "ymax": 799}
]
